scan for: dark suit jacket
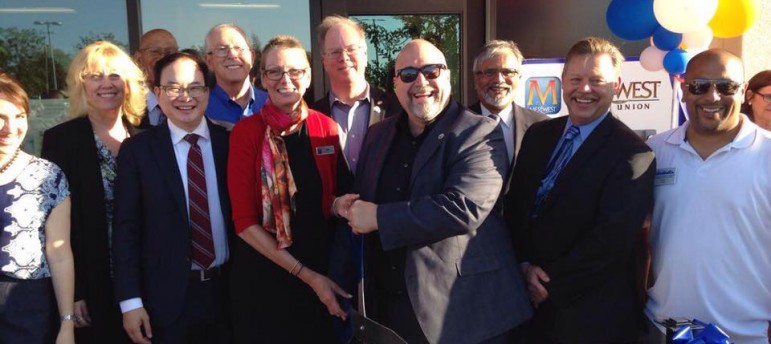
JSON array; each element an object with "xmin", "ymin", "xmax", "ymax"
[
  {"xmin": 504, "ymin": 114, "xmax": 655, "ymax": 343},
  {"xmin": 112, "ymin": 120, "xmax": 232, "ymax": 327},
  {"xmin": 355, "ymin": 101, "xmax": 532, "ymax": 344},
  {"xmin": 311, "ymin": 86, "xmax": 401, "ymax": 127},
  {"xmin": 41, "ymin": 116, "xmax": 143, "ymax": 342}
]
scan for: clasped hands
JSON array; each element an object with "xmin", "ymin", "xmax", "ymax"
[{"xmin": 333, "ymin": 194, "xmax": 378, "ymax": 234}]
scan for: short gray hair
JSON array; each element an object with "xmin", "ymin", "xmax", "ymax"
[
  {"xmin": 204, "ymin": 23, "xmax": 251, "ymax": 53},
  {"xmin": 473, "ymin": 40, "xmax": 524, "ymax": 72}
]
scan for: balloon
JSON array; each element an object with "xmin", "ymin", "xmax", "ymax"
[
  {"xmin": 654, "ymin": 0, "xmax": 718, "ymax": 33},
  {"xmin": 640, "ymin": 46, "xmax": 667, "ymax": 71},
  {"xmin": 663, "ymin": 49, "xmax": 689, "ymax": 75},
  {"xmin": 652, "ymin": 26, "xmax": 682, "ymax": 51},
  {"xmin": 607, "ymin": 0, "xmax": 658, "ymax": 40},
  {"xmin": 709, "ymin": 0, "xmax": 759, "ymax": 38},
  {"xmin": 682, "ymin": 27, "xmax": 713, "ymax": 51}
]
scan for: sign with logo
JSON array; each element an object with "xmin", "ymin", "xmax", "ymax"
[{"xmin": 517, "ymin": 57, "xmax": 675, "ymax": 135}]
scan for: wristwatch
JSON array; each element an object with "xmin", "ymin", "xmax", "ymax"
[{"xmin": 60, "ymin": 314, "xmax": 76, "ymax": 322}]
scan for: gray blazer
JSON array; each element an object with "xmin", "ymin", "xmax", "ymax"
[{"xmin": 354, "ymin": 101, "xmax": 532, "ymax": 344}]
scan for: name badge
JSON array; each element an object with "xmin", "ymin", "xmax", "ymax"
[
  {"xmin": 654, "ymin": 167, "xmax": 676, "ymax": 186},
  {"xmin": 315, "ymin": 145, "xmax": 335, "ymax": 156}
]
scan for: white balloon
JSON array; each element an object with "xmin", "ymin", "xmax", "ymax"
[
  {"xmin": 682, "ymin": 27, "xmax": 713, "ymax": 51},
  {"xmin": 653, "ymin": 0, "xmax": 718, "ymax": 34},
  {"xmin": 640, "ymin": 46, "xmax": 667, "ymax": 72}
]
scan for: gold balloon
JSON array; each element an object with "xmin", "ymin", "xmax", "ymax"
[{"xmin": 708, "ymin": 0, "xmax": 759, "ymax": 38}]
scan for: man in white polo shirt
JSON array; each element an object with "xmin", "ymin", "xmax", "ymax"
[{"xmin": 645, "ymin": 49, "xmax": 771, "ymax": 344}]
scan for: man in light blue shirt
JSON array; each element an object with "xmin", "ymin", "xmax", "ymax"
[{"xmin": 203, "ymin": 23, "xmax": 268, "ymax": 130}]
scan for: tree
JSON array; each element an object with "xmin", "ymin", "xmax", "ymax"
[
  {"xmin": 75, "ymin": 32, "xmax": 128, "ymax": 52},
  {"xmin": 0, "ymin": 27, "xmax": 68, "ymax": 98}
]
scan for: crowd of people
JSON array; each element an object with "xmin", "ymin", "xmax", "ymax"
[{"xmin": 0, "ymin": 13, "xmax": 768, "ymax": 344}]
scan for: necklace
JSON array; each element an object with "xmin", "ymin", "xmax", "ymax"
[{"xmin": 0, "ymin": 149, "xmax": 20, "ymax": 174}]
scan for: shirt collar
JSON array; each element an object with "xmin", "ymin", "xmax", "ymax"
[
  {"xmin": 480, "ymin": 103, "xmax": 514, "ymax": 129},
  {"xmin": 566, "ymin": 111, "xmax": 609, "ymax": 141},
  {"xmin": 147, "ymin": 89, "xmax": 159, "ymax": 110},
  {"xmin": 329, "ymin": 84, "xmax": 371, "ymax": 107},
  {"xmin": 666, "ymin": 114, "xmax": 757, "ymax": 150},
  {"xmin": 168, "ymin": 117, "xmax": 210, "ymax": 145}
]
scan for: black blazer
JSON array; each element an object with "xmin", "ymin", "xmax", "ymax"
[
  {"xmin": 41, "ymin": 116, "xmax": 143, "ymax": 342},
  {"xmin": 111, "ymin": 120, "xmax": 232, "ymax": 327},
  {"xmin": 504, "ymin": 114, "xmax": 655, "ymax": 343}
]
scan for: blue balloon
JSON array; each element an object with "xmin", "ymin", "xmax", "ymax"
[
  {"xmin": 653, "ymin": 26, "xmax": 682, "ymax": 51},
  {"xmin": 663, "ymin": 49, "xmax": 689, "ymax": 75},
  {"xmin": 606, "ymin": 0, "xmax": 658, "ymax": 41}
]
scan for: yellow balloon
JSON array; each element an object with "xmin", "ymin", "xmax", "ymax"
[{"xmin": 708, "ymin": 0, "xmax": 759, "ymax": 38}]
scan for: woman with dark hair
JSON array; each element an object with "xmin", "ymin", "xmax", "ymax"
[
  {"xmin": 0, "ymin": 72, "xmax": 75, "ymax": 344},
  {"xmin": 41, "ymin": 41, "xmax": 145, "ymax": 344},
  {"xmin": 228, "ymin": 35, "xmax": 351, "ymax": 343},
  {"xmin": 742, "ymin": 70, "xmax": 771, "ymax": 131}
]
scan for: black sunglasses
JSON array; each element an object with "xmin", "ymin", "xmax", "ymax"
[
  {"xmin": 396, "ymin": 64, "xmax": 447, "ymax": 83},
  {"xmin": 685, "ymin": 79, "xmax": 742, "ymax": 96}
]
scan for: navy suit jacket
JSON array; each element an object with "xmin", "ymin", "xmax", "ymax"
[
  {"xmin": 112, "ymin": 119, "xmax": 232, "ymax": 326},
  {"xmin": 504, "ymin": 114, "xmax": 655, "ymax": 343},
  {"xmin": 354, "ymin": 101, "xmax": 532, "ymax": 344}
]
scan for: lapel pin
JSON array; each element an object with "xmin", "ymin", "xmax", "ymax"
[{"xmin": 438, "ymin": 133, "xmax": 445, "ymax": 140}]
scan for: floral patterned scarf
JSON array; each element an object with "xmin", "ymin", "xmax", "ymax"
[{"xmin": 260, "ymin": 99, "xmax": 308, "ymax": 249}]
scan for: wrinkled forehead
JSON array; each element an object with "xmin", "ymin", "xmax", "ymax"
[
  {"xmin": 395, "ymin": 41, "xmax": 447, "ymax": 70},
  {"xmin": 685, "ymin": 54, "xmax": 744, "ymax": 83},
  {"xmin": 207, "ymin": 27, "xmax": 249, "ymax": 47}
]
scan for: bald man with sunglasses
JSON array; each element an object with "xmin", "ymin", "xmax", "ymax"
[
  {"xmin": 335, "ymin": 39, "xmax": 532, "ymax": 344},
  {"xmin": 644, "ymin": 49, "xmax": 771, "ymax": 344}
]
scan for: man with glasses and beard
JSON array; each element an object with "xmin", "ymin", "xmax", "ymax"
[
  {"xmin": 644, "ymin": 49, "xmax": 771, "ymax": 344},
  {"xmin": 469, "ymin": 40, "xmax": 548, "ymax": 172},
  {"xmin": 334, "ymin": 39, "xmax": 532, "ymax": 344}
]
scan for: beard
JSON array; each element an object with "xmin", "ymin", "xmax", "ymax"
[{"xmin": 408, "ymin": 86, "xmax": 448, "ymax": 124}]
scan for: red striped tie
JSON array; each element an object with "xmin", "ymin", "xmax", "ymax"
[{"xmin": 185, "ymin": 134, "xmax": 215, "ymax": 269}]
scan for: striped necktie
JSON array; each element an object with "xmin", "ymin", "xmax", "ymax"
[
  {"xmin": 533, "ymin": 125, "xmax": 580, "ymax": 212},
  {"xmin": 185, "ymin": 134, "xmax": 215, "ymax": 269}
]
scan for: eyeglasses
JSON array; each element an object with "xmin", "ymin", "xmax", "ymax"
[
  {"xmin": 753, "ymin": 91, "xmax": 771, "ymax": 103},
  {"xmin": 82, "ymin": 72, "xmax": 122, "ymax": 82},
  {"xmin": 475, "ymin": 68, "xmax": 519, "ymax": 79},
  {"xmin": 262, "ymin": 68, "xmax": 308, "ymax": 81},
  {"xmin": 323, "ymin": 44, "xmax": 364, "ymax": 60},
  {"xmin": 685, "ymin": 79, "xmax": 742, "ymax": 96},
  {"xmin": 160, "ymin": 85, "xmax": 208, "ymax": 98},
  {"xmin": 396, "ymin": 64, "xmax": 447, "ymax": 83},
  {"xmin": 207, "ymin": 45, "xmax": 248, "ymax": 58},
  {"xmin": 139, "ymin": 47, "xmax": 178, "ymax": 58}
]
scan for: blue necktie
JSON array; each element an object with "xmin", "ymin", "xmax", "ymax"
[{"xmin": 533, "ymin": 125, "xmax": 580, "ymax": 212}]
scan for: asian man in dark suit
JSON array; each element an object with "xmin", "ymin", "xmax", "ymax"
[
  {"xmin": 336, "ymin": 39, "xmax": 532, "ymax": 344},
  {"xmin": 468, "ymin": 40, "xmax": 549, "ymax": 175},
  {"xmin": 504, "ymin": 37, "xmax": 655, "ymax": 344},
  {"xmin": 112, "ymin": 52, "xmax": 232, "ymax": 344}
]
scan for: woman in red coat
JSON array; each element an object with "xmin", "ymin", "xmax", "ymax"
[{"xmin": 227, "ymin": 35, "xmax": 351, "ymax": 344}]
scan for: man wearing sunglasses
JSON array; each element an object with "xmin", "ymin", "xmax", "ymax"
[
  {"xmin": 134, "ymin": 29, "xmax": 179, "ymax": 128},
  {"xmin": 203, "ymin": 23, "xmax": 268, "ymax": 130},
  {"xmin": 336, "ymin": 39, "xmax": 532, "ymax": 344},
  {"xmin": 644, "ymin": 49, "xmax": 771, "ymax": 344},
  {"xmin": 469, "ymin": 40, "xmax": 549, "ymax": 173},
  {"xmin": 504, "ymin": 37, "xmax": 655, "ymax": 343}
]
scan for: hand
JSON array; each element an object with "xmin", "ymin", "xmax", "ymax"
[
  {"xmin": 74, "ymin": 300, "xmax": 92, "ymax": 327},
  {"xmin": 55, "ymin": 320, "xmax": 75, "ymax": 344},
  {"xmin": 123, "ymin": 307, "xmax": 152, "ymax": 344},
  {"xmin": 334, "ymin": 194, "xmax": 360, "ymax": 219},
  {"xmin": 521, "ymin": 263, "xmax": 551, "ymax": 306},
  {"xmin": 348, "ymin": 200, "xmax": 378, "ymax": 234},
  {"xmin": 302, "ymin": 269, "xmax": 352, "ymax": 320}
]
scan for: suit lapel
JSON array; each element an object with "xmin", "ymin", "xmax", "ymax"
[
  {"xmin": 368, "ymin": 87, "xmax": 385, "ymax": 127},
  {"xmin": 410, "ymin": 102, "xmax": 461, "ymax": 183},
  {"xmin": 360, "ymin": 119, "xmax": 395, "ymax": 201},
  {"xmin": 150, "ymin": 123, "xmax": 188, "ymax": 222}
]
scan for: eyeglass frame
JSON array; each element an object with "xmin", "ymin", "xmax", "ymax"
[
  {"xmin": 751, "ymin": 90, "xmax": 771, "ymax": 103},
  {"xmin": 322, "ymin": 44, "xmax": 364, "ymax": 60},
  {"xmin": 158, "ymin": 85, "xmax": 209, "ymax": 98},
  {"xmin": 685, "ymin": 79, "xmax": 743, "ymax": 96},
  {"xmin": 206, "ymin": 45, "xmax": 249, "ymax": 58},
  {"xmin": 474, "ymin": 68, "xmax": 519, "ymax": 79},
  {"xmin": 261, "ymin": 68, "xmax": 309, "ymax": 81},
  {"xmin": 395, "ymin": 64, "xmax": 448, "ymax": 83}
]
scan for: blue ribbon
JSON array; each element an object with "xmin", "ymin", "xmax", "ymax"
[{"xmin": 671, "ymin": 319, "xmax": 731, "ymax": 344}]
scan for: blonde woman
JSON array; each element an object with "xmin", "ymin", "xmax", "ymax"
[{"xmin": 41, "ymin": 41, "xmax": 145, "ymax": 344}]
